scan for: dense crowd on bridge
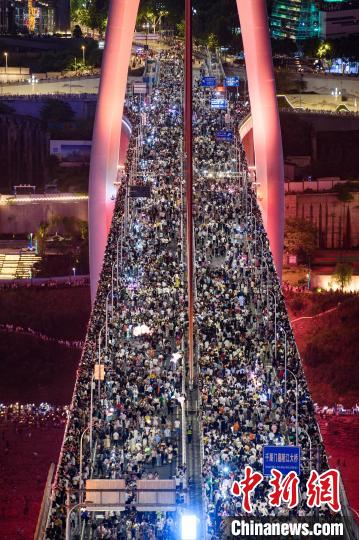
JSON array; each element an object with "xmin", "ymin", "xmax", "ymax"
[
  {"xmin": 45, "ymin": 45, "xmax": 187, "ymax": 540},
  {"xmin": 45, "ymin": 43, "xmax": 332, "ymax": 540},
  {"xmin": 190, "ymin": 83, "xmax": 333, "ymax": 537}
]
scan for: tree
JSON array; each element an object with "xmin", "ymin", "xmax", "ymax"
[
  {"xmin": 336, "ymin": 183, "xmax": 354, "ymax": 247},
  {"xmin": 317, "ymin": 41, "xmax": 332, "ymax": 60},
  {"xmin": 207, "ymin": 32, "xmax": 220, "ymax": 51},
  {"xmin": 284, "ymin": 218, "xmax": 317, "ymax": 262},
  {"xmin": 336, "ymin": 183, "xmax": 354, "ymax": 204},
  {"xmin": 301, "ymin": 37, "xmax": 322, "ymax": 58},
  {"xmin": 40, "ymin": 100, "xmax": 75, "ymax": 123},
  {"xmin": 73, "ymin": 1, "xmax": 109, "ymax": 35},
  {"xmin": 35, "ymin": 221, "xmax": 49, "ymax": 257},
  {"xmin": 73, "ymin": 7, "xmax": 91, "ymax": 29},
  {"xmin": 72, "ymin": 24, "xmax": 83, "ymax": 38},
  {"xmin": 176, "ymin": 20, "xmax": 185, "ymax": 38},
  {"xmin": 332, "ymin": 262, "xmax": 353, "ymax": 291}
]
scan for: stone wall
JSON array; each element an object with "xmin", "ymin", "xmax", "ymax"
[
  {"xmin": 0, "ymin": 114, "xmax": 49, "ymax": 192},
  {"xmin": 285, "ymin": 192, "xmax": 359, "ymax": 249},
  {"xmin": 0, "ymin": 199, "xmax": 88, "ymax": 235}
]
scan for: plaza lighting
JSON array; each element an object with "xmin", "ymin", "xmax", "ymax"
[
  {"xmin": 0, "ymin": 195, "xmax": 88, "ymax": 205},
  {"xmin": 181, "ymin": 514, "xmax": 198, "ymax": 540}
]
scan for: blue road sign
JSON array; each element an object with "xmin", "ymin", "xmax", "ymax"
[
  {"xmin": 263, "ymin": 446, "xmax": 301, "ymax": 476},
  {"xmin": 211, "ymin": 98, "xmax": 228, "ymax": 110},
  {"xmin": 216, "ymin": 130, "xmax": 233, "ymax": 141},
  {"xmin": 224, "ymin": 76, "xmax": 240, "ymax": 87},
  {"xmin": 201, "ymin": 76, "xmax": 217, "ymax": 87}
]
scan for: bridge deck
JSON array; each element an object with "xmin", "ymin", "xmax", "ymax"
[{"xmin": 43, "ymin": 43, "xmax": 340, "ymax": 540}]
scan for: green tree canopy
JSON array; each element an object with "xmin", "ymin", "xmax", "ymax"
[
  {"xmin": 336, "ymin": 183, "xmax": 354, "ymax": 203},
  {"xmin": 284, "ymin": 218, "xmax": 317, "ymax": 261},
  {"xmin": 332, "ymin": 262, "xmax": 353, "ymax": 291},
  {"xmin": 72, "ymin": 24, "xmax": 83, "ymax": 38}
]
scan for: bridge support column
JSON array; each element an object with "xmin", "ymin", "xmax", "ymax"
[
  {"xmin": 236, "ymin": 0, "xmax": 284, "ymax": 279},
  {"xmin": 89, "ymin": 0, "xmax": 140, "ymax": 303}
]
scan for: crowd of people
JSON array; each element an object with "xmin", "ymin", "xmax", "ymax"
[
  {"xmin": 0, "ymin": 277, "xmax": 89, "ymax": 290},
  {"xmin": 45, "ymin": 42, "xmax": 332, "ymax": 540},
  {"xmin": 0, "ymin": 323, "xmax": 83, "ymax": 349},
  {"xmin": 0, "ymin": 402, "xmax": 67, "ymax": 428},
  {"xmin": 190, "ymin": 71, "xmax": 332, "ymax": 537},
  {"xmin": 46, "ymin": 45, "xmax": 188, "ymax": 539}
]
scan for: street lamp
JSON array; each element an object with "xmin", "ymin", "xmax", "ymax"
[
  {"xmin": 81, "ymin": 45, "xmax": 86, "ymax": 64},
  {"xmin": 89, "ymin": 363, "xmax": 105, "ymax": 454},
  {"xmin": 143, "ymin": 22, "xmax": 150, "ymax": 47},
  {"xmin": 105, "ymin": 290, "xmax": 112, "ymax": 349},
  {"xmin": 279, "ymin": 325, "xmax": 289, "ymax": 396},
  {"xmin": 89, "ymin": 373, "xmax": 95, "ymax": 454},
  {"xmin": 4, "ymin": 52, "xmax": 8, "ymax": 73},
  {"xmin": 268, "ymin": 290, "xmax": 277, "ymax": 357},
  {"xmin": 116, "ymin": 217, "xmax": 124, "ymax": 282},
  {"xmin": 111, "ymin": 260, "xmax": 116, "ymax": 313},
  {"xmin": 79, "ymin": 425, "xmax": 90, "ymax": 500},
  {"xmin": 176, "ymin": 393, "xmax": 187, "ymax": 466},
  {"xmin": 66, "ymin": 499, "xmax": 93, "ymax": 540},
  {"xmin": 72, "ymin": 267, "xmax": 76, "ymax": 277},
  {"xmin": 284, "ymin": 368, "xmax": 298, "ymax": 446},
  {"xmin": 299, "ymin": 427, "xmax": 312, "ymax": 471},
  {"xmin": 97, "ymin": 324, "xmax": 105, "ymax": 399}
]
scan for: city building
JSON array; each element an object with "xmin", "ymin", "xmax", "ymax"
[
  {"xmin": 0, "ymin": 0, "xmax": 69, "ymax": 34},
  {"xmin": 271, "ymin": 0, "xmax": 359, "ymax": 40},
  {"xmin": 53, "ymin": 0, "xmax": 69, "ymax": 33},
  {"xmin": 0, "ymin": 0, "xmax": 15, "ymax": 33},
  {"xmin": 320, "ymin": 1, "xmax": 359, "ymax": 39},
  {"xmin": 271, "ymin": 0, "xmax": 320, "ymax": 40}
]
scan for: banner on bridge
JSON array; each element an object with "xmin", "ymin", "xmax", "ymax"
[
  {"xmin": 211, "ymin": 98, "xmax": 228, "ymax": 110},
  {"xmin": 263, "ymin": 446, "xmax": 301, "ymax": 476},
  {"xmin": 224, "ymin": 76, "xmax": 240, "ymax": 87},
  {"xmin": 201, "ymin": 76, "xmax": 217, "ymax": 87},
  {"xmin": 216, "ymin": 130, "xmax": 233, "ymax": 142}
]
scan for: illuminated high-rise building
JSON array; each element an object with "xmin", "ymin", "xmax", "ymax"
[
  {"xmin": 270, "ymin": 0, "xmax": 321, "ymax": 39},
  {"xmin": 270, "ymin": 0, "xmax": 359, "ymax": 40}
]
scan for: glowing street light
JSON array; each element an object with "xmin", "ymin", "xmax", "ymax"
[
  {"xmin": 4, "ymin": 52, "xmax": 8, "ymax": 72},
  {"xmin": 81, "ymin": 45, "xmax": 86, "ymax": 64},
  {"xmin": 181, "ymin": 514, "xmax": 198, "ymax": 540}
]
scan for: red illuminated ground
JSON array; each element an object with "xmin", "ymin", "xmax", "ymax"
[
  {"xmin": 318, "ymin": 416, "xmax": 359, "ymax": 516},
  {"xmin": 0, "ymin": 423, "xmax": 64, "ymax": 540}
]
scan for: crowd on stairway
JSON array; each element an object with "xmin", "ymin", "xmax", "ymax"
[{"xmin": 44, "ymin": 42, "xmax": 331, "ymax": 540}]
